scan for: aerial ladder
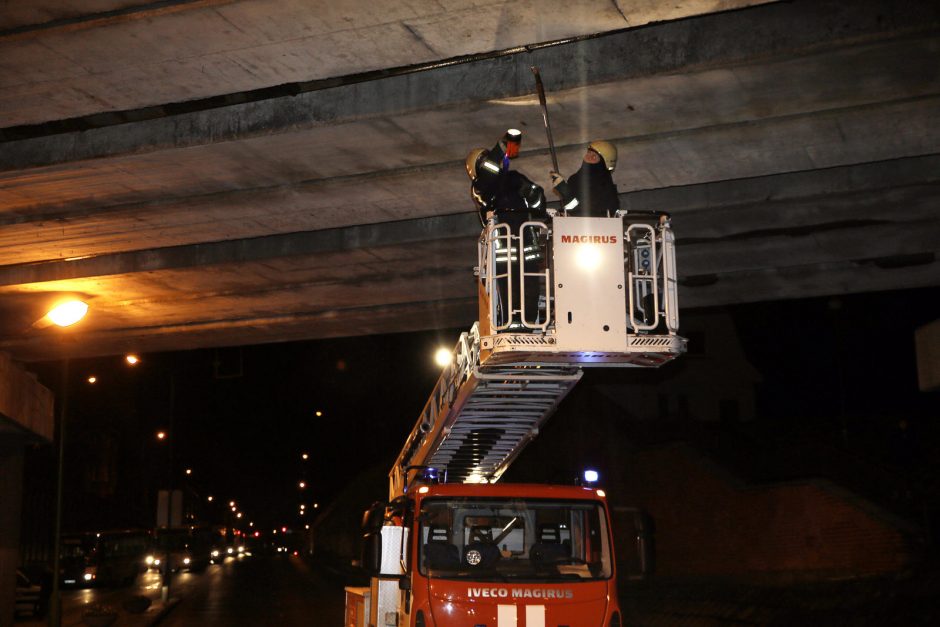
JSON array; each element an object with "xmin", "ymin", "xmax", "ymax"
[
  {"xmin": 353, "ymin": 210, "xmax": 685, "ymax": 627},
  {"xmin": 389, "ymin": 210, "xmax": 684, "ymax": 498}
]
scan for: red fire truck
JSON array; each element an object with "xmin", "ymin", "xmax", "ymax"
[{"xmin": 349, "ymin": 213, "xmax": 684, "ymax": 627}]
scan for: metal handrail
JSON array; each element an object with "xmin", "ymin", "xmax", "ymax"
[
  {"xmin": 626, "ymin": 223, "xmax": 660, "ymax": 332},
  {"xmin": 487, "ymin": 222, "xmax": 514, "ymax": 332},
  {"xmin": 518, "ymin": 221, "xmax": 552, "ymax": 331}
]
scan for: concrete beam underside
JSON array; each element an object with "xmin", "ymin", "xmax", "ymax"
[{"xmin": 0, "ymin": 0, "xmax": 937, "ymax": 361}]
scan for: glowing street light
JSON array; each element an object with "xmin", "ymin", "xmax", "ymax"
[
  {"xmin": 185, "ymin": 468, "xmax": 192, "ymax": 476},
  {"xmin": 47, "ymin": 300, "xmax": 88, "ymax": 327},
  {"xmin": 156, "ymin": 431, "xmax": 167, "ymax": 441},
  {"xmin": 315, "ymin": 410, "xmax": 323, "ymax": 417},
  {"xmin": 302, "ymin": 453, "xmax": 309, "ymax": 460},
  {"xmin": 125, "ymin": 354, "xmax": 140, "ymax": 365},
  {"xmin": 207, "ymin": 496, "xmax": 214, "ymax": 502},
  {"xmin": 229, "ymin": 501, "xmax": 236, "ymax": 508},
  {"xmin": 236, "ymin": 512, "xmax": 243, "ymax": 519},
  {"xmin": 87, "ymin": 376, "xmax": 97, "ymax": 384},
  {"xmin": 298, "ymin": 481, "xmax": 306, "ymax": 489},
  {"xmin": 434, "ymin": 347, "xmax": 453, "ymax": 368},
  {"xmin": 46, "ymin": 300, "xmax": 90, "ymax": 627}
]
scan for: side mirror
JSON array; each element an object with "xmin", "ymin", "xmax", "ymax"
[
  {"xmin": 361, "ymin": 532, "xmax": 383, "ymax": 577},
  {"xmin": 361, "ymin": 502, "xmax": 387, "ymax": 534}
]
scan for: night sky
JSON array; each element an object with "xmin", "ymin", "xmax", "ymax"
[{"xmin": 25, "ymin": 286, "xmax": 939, "ymax": 535}]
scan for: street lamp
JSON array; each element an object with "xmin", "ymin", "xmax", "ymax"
[
  {"xmin": 125, "ymin": 354, "xmax": 140, "ymax": 365},
  {"xmin": 46, "ymin": 300, "xmax": 88, "ymax": 327},
  {"xmin": 46, "ymin": 300, "xmax": 88, "ymax": 627},
  {"xmin": 434, "ymin": 347, "xmax": 453, "ymax": 368}
]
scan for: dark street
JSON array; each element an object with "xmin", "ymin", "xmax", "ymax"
[
  {"xmin": 157, "ymin": 556, "xmax": 343, "ymax": 627},
  {"xmin": 16, "ymin": 555, "xmax": 345, "ymax": 627}
]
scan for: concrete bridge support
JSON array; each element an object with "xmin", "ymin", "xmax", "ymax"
[{"xmin": 0, "ymin": 353, "xmax": 53, "ymax": 625}]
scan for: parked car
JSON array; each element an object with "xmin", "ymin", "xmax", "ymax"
[{"xmin": 15, "ymin": 569, "xmax": 45, "ymax": 617}]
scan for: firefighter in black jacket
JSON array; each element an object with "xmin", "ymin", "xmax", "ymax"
[
  {"xmin": 549, "ymin": 140, "xmax": 620, "ymax": 217},
  {"xmin": 466, "ymin": 129, "xmax": 546, "ymax": 227},
  {"xmin": 465, "ymin": 129, "xmax": 548, "ymax": 329}
]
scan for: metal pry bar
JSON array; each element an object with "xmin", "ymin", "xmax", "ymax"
[{"xmin": 531, "ymin": 66, "xmax": 559, "ymax": 173}]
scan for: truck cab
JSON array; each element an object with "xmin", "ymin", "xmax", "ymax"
[{"xmin": 363, "ymin": 483, "xmax": 622, "ymax": 627}]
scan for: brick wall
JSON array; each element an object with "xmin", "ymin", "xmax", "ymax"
[{"xmin": 614, "ymin": 444, "xmax": 919, "ymax": 580}]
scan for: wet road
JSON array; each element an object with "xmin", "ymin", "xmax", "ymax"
[
  {"xmin": 159, "ymin": 554, "xmax": 344, "ymax": 627},
  {"xmin": 16, "ymin": 554, "xmax": 345, "ymax": 627}
]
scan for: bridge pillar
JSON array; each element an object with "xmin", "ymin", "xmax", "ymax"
[{"xmin": 0, "ymin": 353, "xmax": 54, "ymax": 624}]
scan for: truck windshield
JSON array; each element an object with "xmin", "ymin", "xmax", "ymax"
[{"xmin": 418, "ymin": 498, "xmax": 612, "ymax": 582}]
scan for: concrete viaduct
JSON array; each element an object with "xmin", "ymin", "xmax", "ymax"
[{"xmin": 0, "ymin": 0, "xmax": 938, "ymax": 620}]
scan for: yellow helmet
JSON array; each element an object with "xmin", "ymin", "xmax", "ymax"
[
  {"xmin": 589, "ymin": 140, "xmax": 617, "ymax": 171},
  {"xmin": 465, "ymin": 148, "xmax": 486, "ymax": 179}
]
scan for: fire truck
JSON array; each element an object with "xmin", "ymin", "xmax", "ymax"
[{"xmin": 348, "ymin": 211, "xmax": 685, "ymax": 627}]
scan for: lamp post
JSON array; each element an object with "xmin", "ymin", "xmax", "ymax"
[{"xmin": 45, "ymin": 300, "xmax": 87, "ymax": 627}]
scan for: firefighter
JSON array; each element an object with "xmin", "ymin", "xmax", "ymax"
[
  {"xmin": 465, "ymin": 129, "xmax": 546, "ymax": 228},
  {"xmin": 549, "ymin": 140, "xmax": 620, "ymax": 217},
  {"xmin": 466, "ymin": 130, "xmax": 548, "ymax": 330}
]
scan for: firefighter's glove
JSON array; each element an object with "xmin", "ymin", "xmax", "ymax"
[{"xmin": 549, "ymin": 171, "xmax": 565, "ymax": 190}]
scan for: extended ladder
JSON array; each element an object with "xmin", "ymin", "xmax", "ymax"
[{"xmin": 389, "ymin": 213, "xmax": 685, "ymax": 498}]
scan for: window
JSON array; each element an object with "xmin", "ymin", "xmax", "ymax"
[{"xmin": 418, "ymin": 498, "xmax": 612, "ymax": 582}]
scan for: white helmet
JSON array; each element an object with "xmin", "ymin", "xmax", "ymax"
[{"xmin": 589, "ymin": 140, "xmax": 617, "ymax": 171}]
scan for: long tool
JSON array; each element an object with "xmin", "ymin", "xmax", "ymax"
[{"xmin": 531, "ymin": 66, "xmax": 559, "ymax": 173}]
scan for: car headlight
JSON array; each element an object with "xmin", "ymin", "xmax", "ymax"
[
  {"xmin": 211, "ymin": 550, "xmax": 220, "ymax": 558},
  {"xmin": 145, "ymin": 555, "xmax": 155, "ymax": 565},
  {"xmin": 227, "ymin": 547, "xmax": 234, "ymax": 554},
  {"xmin": 83, "ymin": 573, "xmax": 94, "ymax": 581},
  {"xmin": 183, "ymin": 557, "xmax": 191, "ymax": 565}
]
